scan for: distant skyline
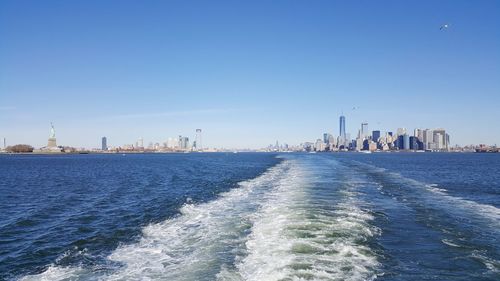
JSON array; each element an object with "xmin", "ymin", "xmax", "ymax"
[{"xmin": 1, "ymin": 0, "xmax": 499, "ymax": 148}]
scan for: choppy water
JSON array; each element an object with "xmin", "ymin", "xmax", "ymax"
[{"xmin": 0, "ymin": 153, "xmax": 499, "ymax": 280}]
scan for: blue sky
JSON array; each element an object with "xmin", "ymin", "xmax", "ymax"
[{"xmin": 1, "ymin": 0, "xmax": 499, "ymax": 148}]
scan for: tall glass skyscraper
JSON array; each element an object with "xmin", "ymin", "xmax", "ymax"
[
  {"xmin": 101, "ymin": 137, "xmax": 107, "ymax": 151},
  {"xmin": 338, "ymin": 115, "xmax": 347, "ymax": 147},
  {"xmin": 361, "ymin": 123, "xmax": 369, "ymax": 139},
  {"xmin": 339, "ymin": 115, "xmax": 346, "ymax": 140}
]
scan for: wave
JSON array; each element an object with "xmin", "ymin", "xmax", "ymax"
[
  {"xmin": 20, "ymin": 161, "xmax": 288, "ymax": 281},
  {"xmin": 234, "ymin": 161, "xmax": 380, "ymax": 281},
  {"xmin": 348, "ymin": 161, "xmax": 500, "ymax": 228},
  {"xmin": 20, "ymin": 157, "xmax": 381, "ymax": 281}
]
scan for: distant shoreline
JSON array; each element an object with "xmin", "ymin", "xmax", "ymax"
[{"xmin": 1, "ymin": 150, "xmax": 494, "ymax": 155}]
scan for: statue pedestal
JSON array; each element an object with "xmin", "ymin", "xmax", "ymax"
[{"xmin": 47, "ymin": 138, "xmax": 57, "ymax": 148}]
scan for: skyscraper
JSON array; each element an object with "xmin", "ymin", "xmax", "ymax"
[
  {"xmin": 178, "ymin": 136, "xmax": 189, "ymax": 150},
  {"xmin": 339, "ymin": 115, "xmax": 346, "ymax": 145},
  {"xmin": 101, "ymin": 137, "xmax": 107, "ymax": 151},
  {"xmin": 433, "ymin": 128, "xmax": 449, "ymax": 150},
  {"xmin": 423, "ymin": 129, "xmax": 433, "ymax": 150},
  {"xmin": 372, "ymin": 130, "xmax": 381, "ymax": 142},
  {"xmin": 403, "ymin": 134, "xmax": 410, "ymax": 150},
  {"xmin": 195, "ymin": 129, "xmax": 202, "ymax": 151},
  {"xmin": 361, "ymin": 123, "xmax": 369, "ymax": 139}
]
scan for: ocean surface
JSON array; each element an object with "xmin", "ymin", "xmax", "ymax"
[{"xmin": 0, "ymin": 152, "xmax": 499, "ymax": 281}]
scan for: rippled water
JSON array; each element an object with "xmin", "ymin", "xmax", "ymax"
[{"xmin": 1, "ymin": 153, "xmax": 499, "ymax": 280}]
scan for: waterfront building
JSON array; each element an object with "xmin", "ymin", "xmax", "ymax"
[
  {"xmin": 434, "ymin": 132, "xmax": 444, "ymax": 149},
  {"xmin": 403, "ymin": 134, "xmax": 410, "ymax": 150},
  {"xmin": 433, "ymin": 129, "xmax": 449, "ymax": 150},
  {"xmin": 303, "ymin": 142, "xmax": 314, "ymax": 152},
  {"xmin": 339, "ymin": 115, "xmax": 346, "ymax": 146},
  {"xmin": 372, "ymin": 130, "xmax": 381, "ymax": 142},
  {"xmin": 363, "ymin": 139, "xmax": 370, "ymax": 151},
  {"xmin": 354, "ymin": 138, "xmax": 363, "ymax": 151},
  {"xmin": 328, "ymin": 134, "xmax": 337, "ymax": 147},
  {"xmin": 423, "ymin": 129, "xmax": 433, "ymax": 150},
  {"xmin": 166, "ymin": 137, "xmax": 179, "ymax": 149},
  {"xmin": 179, "ymin": 136, "xmax": 190, "ymax": 150},
  {"xmin": 315, "ymin": 139, "xmax": 325, "ymax": 151},
  {"xmin": 101, "ymin": 137, "xmax": 107, "ymax": 151},
  {"xmin": 195, "ymin": 129, "xmax": 202, "ymax": 151},
  {"xmin": 323, "ymin": 133, "xmax": 329, "ymax": 144},
  {"xmin": 409, "ymin": 136, "xmax": 419, "ymax": 150},
  {"xmin": 397, "ymin": 128, "xmax": 407, "ymax": 137},
  {"xmin": 361, "ymin": 123, "xmax": 369, "ymax": 139},
  {"xmin": 369, "ymin": 141, "xmax": 377, "ymax": 151},
  {"xmin": 414, "ymin": 129, "xmax": 424, "ymax": 142}
]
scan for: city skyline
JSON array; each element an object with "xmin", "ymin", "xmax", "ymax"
[
  {"xmin": 0, "ymin": 117, "xmax": 472, "ymax": 152},
  {"xmin": 1, "ymin": 1, "xmax": 499, "ymax": 148}
]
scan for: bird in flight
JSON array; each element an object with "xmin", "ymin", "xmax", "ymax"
[{"xmin": 440, "ymin": 23, "xmax": 450, "ymax": 30}]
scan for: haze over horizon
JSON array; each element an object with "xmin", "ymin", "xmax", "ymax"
[{"xmin": 1, "ymin": 0, "xmax": 499, "ymax": 149}]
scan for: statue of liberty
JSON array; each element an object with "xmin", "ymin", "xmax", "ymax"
[
  {"xmin": 50, "ymin": 122, "xmax": 56, "ymax": 138},
  {"xmin": 47, "ymin": 122, "xmax": 57, "ymax": 148}
]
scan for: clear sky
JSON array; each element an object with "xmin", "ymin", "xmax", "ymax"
[{"xmin": 1, "ymin": 0, "xmax": 499, "ymax": 149}]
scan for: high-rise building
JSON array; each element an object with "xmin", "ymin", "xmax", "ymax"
[
  {"xmin": 409, "ymin": 136, "xmax": 418, "ymax": 150},
  {"xmin": 339, "ymin": 115, "xmax": 346, "ymax": 145},
  {"xmin": 328, "ymin": 134, "xmax": 336, "ymax": 146},
  {"xmin": 195, "ymin": 129, "xmax": 202, "ymax": 151},
  {"xmin": 179, "ymin": 136, "xmax": 189, "ymax": 150},
  {"xmin": 137, "ymin": 137, "xmax": 144, "ymax": 148},
  {"xmin": 361, "ymin": 123, "xmax": 369, "ymax": 139},
  {"xmin": 166, "ymin": 137, "xmax": 179, "ymax": 149},
  {"xmin": 414, "ymin": 129, "xmax": 424, "ymax": 142},
  {"xmin": 372, "ymin": 130, "xmax": 381, "ymax": 142},
  {"xmin": 397, "ymin": 128, "xmax": 407, "ymax": 137},
  {"xmin": 433, "ymin": 132, "xmax": 444, "ymax": 149},
  {"xmin": 423, "ymin": 129, "xmax": 433, "ymax": 150},
  {"xmin": 3, "ymin": 137, "xmax": 5, "ymax": 150},
  {"xmin": 323, "ymin": 133, "xmax": 329, "ymax": 144},
  {"xmin": 315, "ymin": 139, "xmax": 325, "ymax": 151},
  {"xmin": 101, "ymin": 137, "xmax": 107, "ymax": 151},
  {"xmin": 433, "ymin": 128, "xmax": 449, "ymax": 150},
  {"xmin": 403, "ymin": 134, "xmax": 410, "ymax": 150}
]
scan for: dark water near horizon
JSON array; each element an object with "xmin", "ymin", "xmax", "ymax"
[{"xmin": 0, "ymin": 153, "xmax": 499, "ymax": 280}]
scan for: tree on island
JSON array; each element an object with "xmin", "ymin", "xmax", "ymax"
[{"xmin": 6, "ymin": 144, "xmax": 34, "ymax": 153}]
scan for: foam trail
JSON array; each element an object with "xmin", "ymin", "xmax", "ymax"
[
  {"xmin": 21, "ymin": 157, "xmax": 381, "ymax": 281},
  {"xmin": 21, "ymin": 161, "xmax": 289, "ymax": 281},
  {"xmin": 235, "ymin": 159, "xmax": 380, "ymax": 281},
  {"xmin": 350, "ymin": 160, "xmax": 500, "ymax": 227}
]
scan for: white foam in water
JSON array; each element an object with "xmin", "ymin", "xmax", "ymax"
[
  {"xmin": 20, "ymin": 161, "xmax": 289, "ymax": 281},
  {"xmin": 20, "ymin": 158, "xmax": 380, "ymax": 281},
  {"xmin": 471, "ymin": 251, "xmax": 500, "ymax": 273},
  {"xmin": 20, "ymin": 266, "xmax": 87, "ymax": 281},
  {"xmin": 353, "ymin": 161, "xmax": 500, "ymax": 228},
  {"xmin": 105, "ymin": 162, "xmax": 290, "ymax": 281},
  {"xmin": 235, "ymin": 161, "xmax": 380, "ymax": 281}
]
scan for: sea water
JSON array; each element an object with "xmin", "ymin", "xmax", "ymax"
[{"xmin": 0, "ymin": 153, "xmax": 498, "ymax": 280}]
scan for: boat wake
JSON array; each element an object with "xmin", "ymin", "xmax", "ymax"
[
  {"xmin": 20, "ymin": 157, "xmax": 380, "ymax": 281},
  {"xmin": 348, "ymin": 161, "xmax": 500, "ymax": 229}
]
